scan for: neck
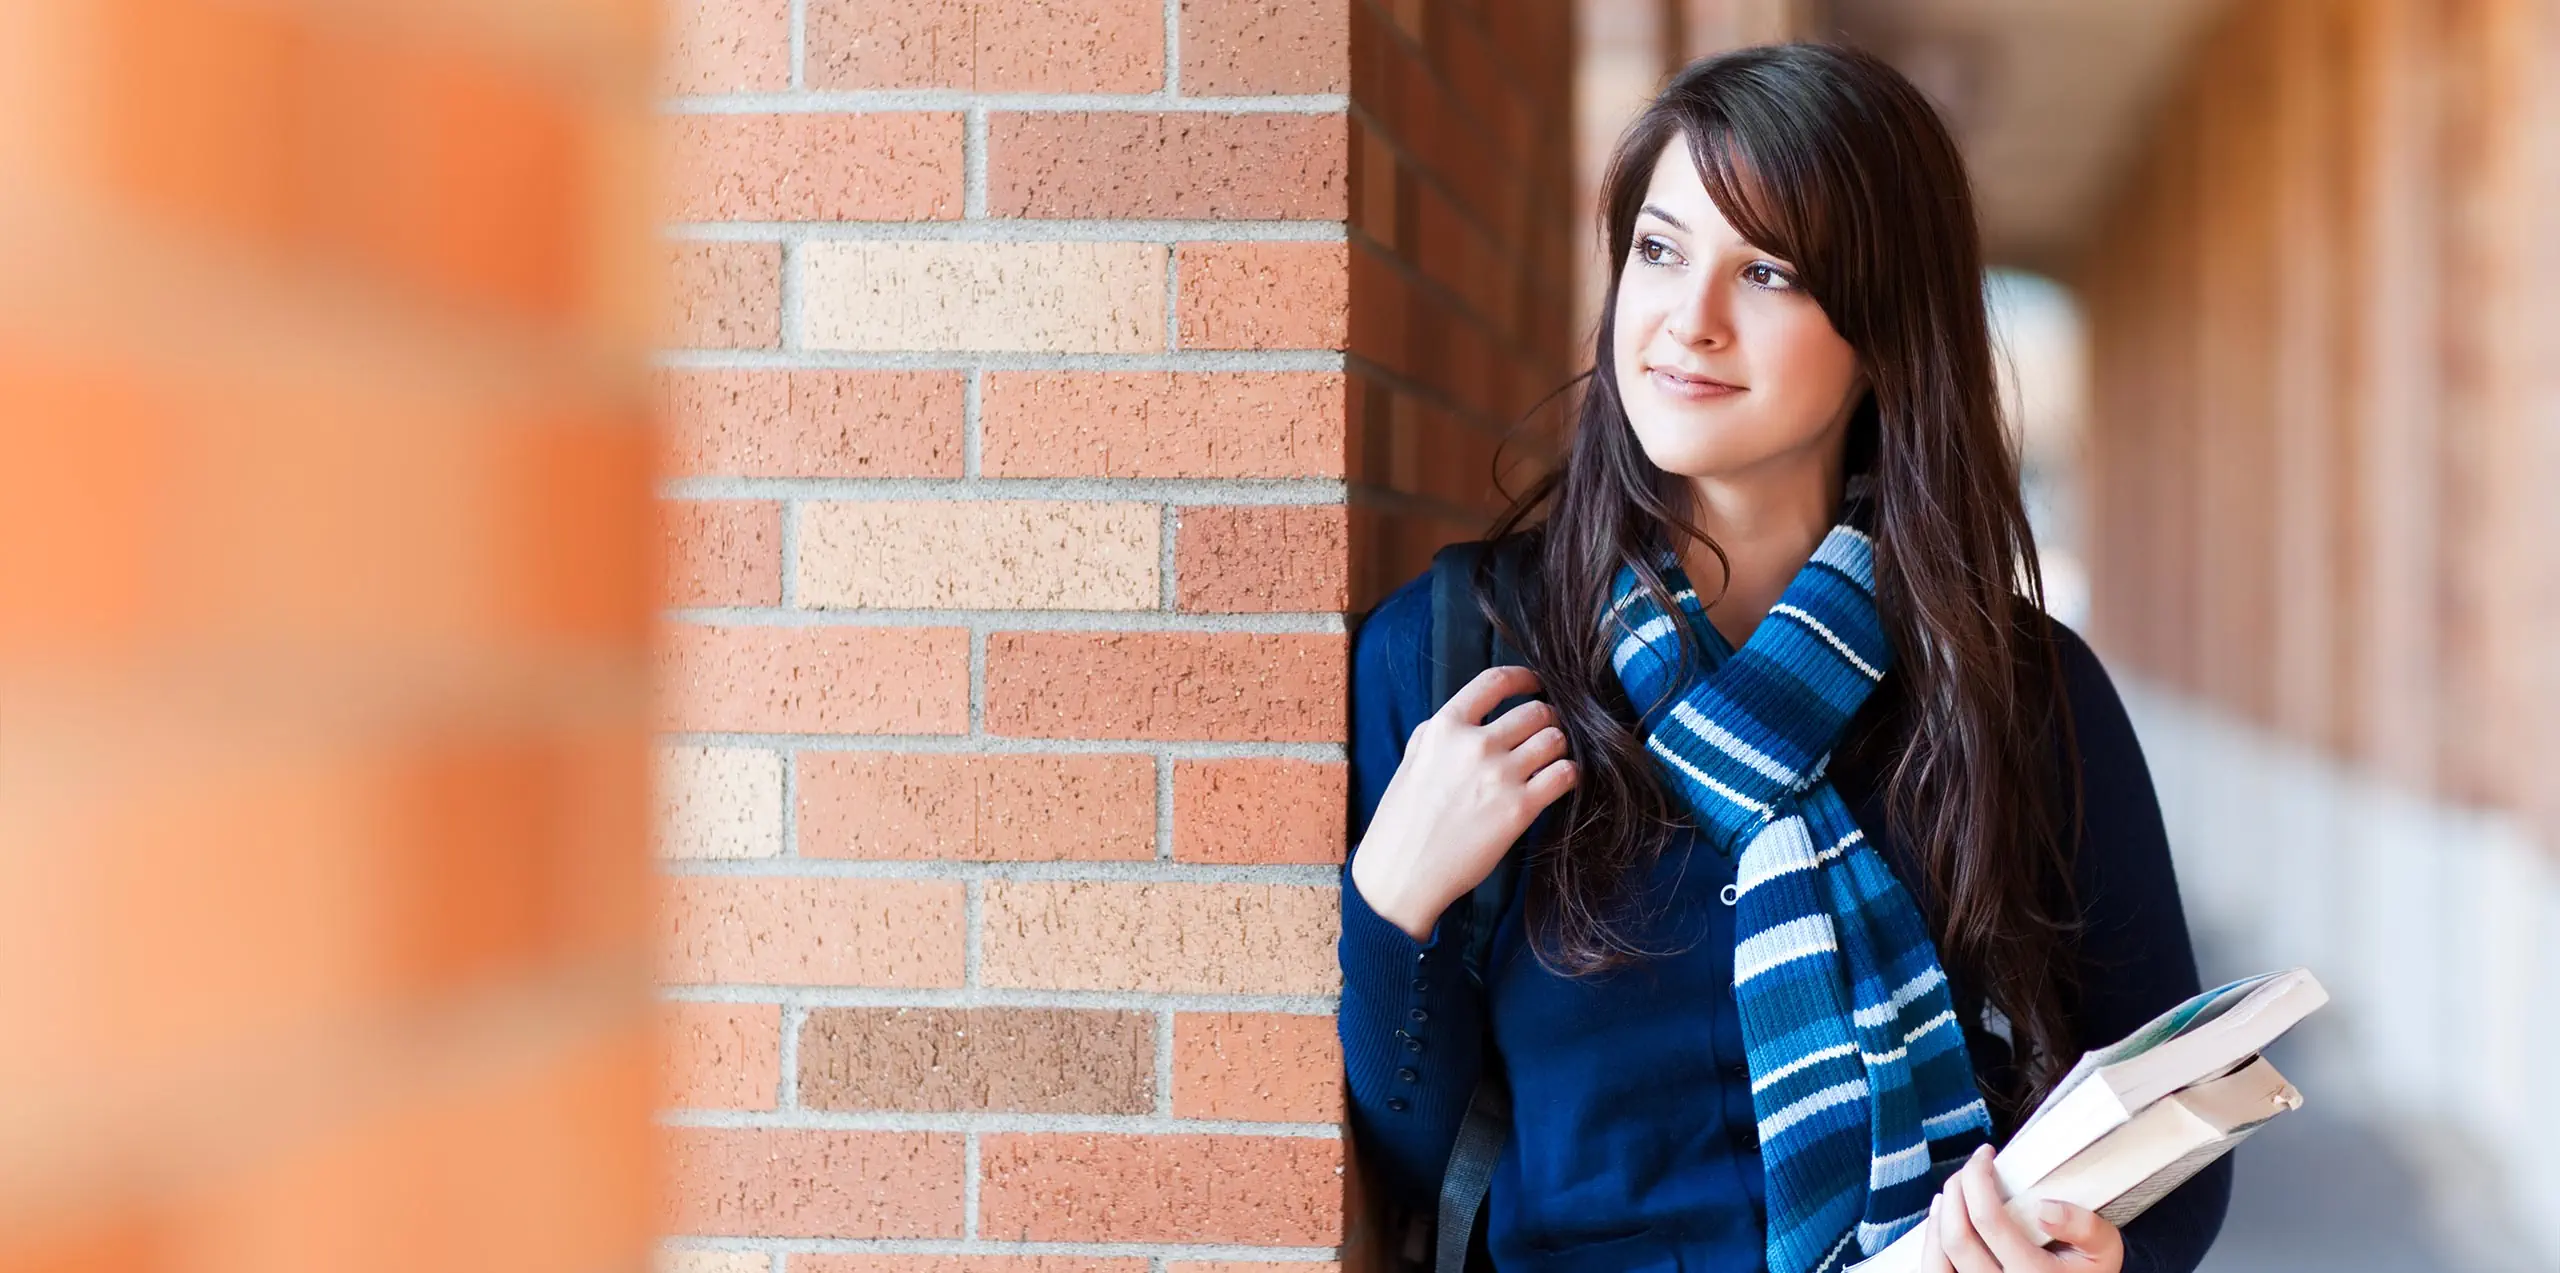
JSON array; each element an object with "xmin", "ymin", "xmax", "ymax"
[{"xmin": 1677, "ymin": 448, "xmax": 1847, "ymax": 649}]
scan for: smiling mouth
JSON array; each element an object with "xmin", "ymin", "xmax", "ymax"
[{"xmin": 1648, "ymin": 367, "xmax": 1743, "ymax": 398}]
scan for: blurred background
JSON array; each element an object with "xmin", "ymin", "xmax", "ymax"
[{"xmin": 4, "ymin": 1, "xmax": 2553, "ymax": 1272}]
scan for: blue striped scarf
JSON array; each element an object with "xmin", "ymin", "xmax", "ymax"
[{"xmin": 1607, "ymin": 489, "xmax": 1993, "ymax": 1273}]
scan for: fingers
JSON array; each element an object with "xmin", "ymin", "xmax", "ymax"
[
  {"xmin": 1955, "ymin": 1146, "xmax": 2049, "ymax": 1270},
  {"xmin": 2034, "ymin": 1200, "xmax": 2119, "ymax": 1261},
  {"xmin": 1440, "ymin": 664, "xmax": 1539, "ymax": 726},
  {"xmin": 1509, "ymin": 725, "xmax": 1570, "ymax": 777},
  {"xmin": 1483, "ymin": 696, "xmax": 1556, "ymax": 749},
  {"xmin": 1936, "ymin": 1165, "xmax": 2004, "ymax": 1273},
  {"xmin": 1521, "ymin": 756, "xmax": 1578, "ymax": 809},
  {"xmin": 1917, "ymin": 1196, "xmax": 1953, "ymax": 1272}
]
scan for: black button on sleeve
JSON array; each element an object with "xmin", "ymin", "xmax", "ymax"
[
  {"xmin": 1407, "ymin": 1007, "xmax": 1429, "ymax": 1023},
  {"xmin": 1387, "ymin": 1097, "xmax": 1410, "ymax": 1112},
  {"xmin": 1397, "ymin": 1067, "xmax": 1419, "ymax": 1082}
]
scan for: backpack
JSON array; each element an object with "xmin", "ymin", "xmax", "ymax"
[{"xmin": 1379, "ymin": 537, "xmax": 1537, "ymax": 1273}]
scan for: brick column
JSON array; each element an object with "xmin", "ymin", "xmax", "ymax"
[
  {"xmin": 656, "ymin": 0, "xmax": 1364, "ymax": 1265},
  {"xmin": 0, "ymin": 1, "xmax": 659, "ymax": 1268}
]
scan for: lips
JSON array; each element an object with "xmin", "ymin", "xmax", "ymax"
[{"xmin": 1647, "ymin": 366, "xmax": 1743, "ymax": 400}]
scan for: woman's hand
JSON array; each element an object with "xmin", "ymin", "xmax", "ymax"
[
  {"xmin": 1917, "ymin": 1145, "xmax": 2124, "ymax": 1273},
  {"xmin": 1350, "ymin": 665, "xmax": 1578, "ymax": 941}
]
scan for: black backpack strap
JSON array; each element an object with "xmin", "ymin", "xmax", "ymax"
[
  {"xmin": 1422, "ymin": 539, "xmax": 1534, "ymax": 1273},
  {"xmin": 1434, "ymin": 1081, "xmax": 1511, "ymax": 1273}
]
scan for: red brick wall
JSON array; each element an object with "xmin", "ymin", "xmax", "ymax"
[
  {"xmin": 0, "ymin": 1, "xmax": 661, "ymax": 1269},
  {"xmin": 1346, "ymin": 1, "xmax": 1581, "ymax": 606},
  {"xmin": 653, "ymin": 0, "xmax": 1395, "ymax": 1265}
]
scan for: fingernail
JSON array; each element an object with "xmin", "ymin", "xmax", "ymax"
[{"xmin": 2038, "ymin": 1201, "xmax": 2069, "ymax": 1226}]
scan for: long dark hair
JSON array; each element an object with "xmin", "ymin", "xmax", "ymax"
[{"xmin": 1489, "ymin": 43, "xmax": 2085, "ymax": 1123}]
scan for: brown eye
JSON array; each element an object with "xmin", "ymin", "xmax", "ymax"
[
  {"xmin": 1635, "ymin": 236, "xmax": 1683, "ymax": 267},
  {"xmin": 1743, "ymin": 262, "xmax": 1798, "ymax": 290}
]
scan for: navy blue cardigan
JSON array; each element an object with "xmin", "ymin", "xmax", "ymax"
[{"xmin": 1338, "ymin": 569, "xmax": 2231, "ymax": 1272}]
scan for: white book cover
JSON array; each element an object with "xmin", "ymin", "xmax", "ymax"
[{"xmin": 1845, "ymin": 969, "xmax": 2326, "ymax": 1273}]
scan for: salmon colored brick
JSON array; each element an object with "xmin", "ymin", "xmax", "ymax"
[
  {"xmin": 979, "ymin": 371, "xmax": 1345, "ymax": 479},
  {"xmin": 660, "ymin": 369, "xmax": 966, "ymax": 478},
  {"xmin": 1167, "ymin": 1265, "xmax": 1342, "ymax": 1273},
  {"xmin": 983, "ymin": 632, "xmax": 1347, "ymax": 742},
  {"xmin": 798, "ymin": 752, "xmax": 1155, "ymax": 861},
  {"xmin": 977, "ymin": 1133, "xmax": 1345, "ymax": 1244},
  {"xmin": 658, "ymin": 625, "xmax": 969, "ymax": 734},
  {"xmin": 663, "ymin": 0, "xmax": 792, "ymax": 93},
  {"xmin": 1176, "ymin": 505, "xmax": 1349, "ymax": 612},
  {"xmin": 795, "ymin": 501, "xmax": 1160, "ymax": 610},
  {"xmin": 665, "ymin": 1127, "xmax": 964, "ymax": 1238},
  {"xmin": 655, "ymin": 744, "xmax": 786, "ymax": 860},
  {"xmin": 989, "ymin": 113, "xmax": 1347, "ymax": 220},
  {"xmin": 660, "ymin": 1000, "xmax": 782, "ymax": 1110},
  {"xmin": 799, "ymin": 241, "xmax": 1166, "ymax": 353},
  {"xmin": 670, "ymin": 114, "xmax": 965, "ymax": 221},
  {"xmin": 666, "ymin": 242, "xmax": 781, "ymax": 348},
  {"xmin": 798, "ymin": 1006, "xmax": 1154, "ymax": 1113},
  {"xmin": 1181, "ymin": 0, "xmax": 1351, "ymax": 95},
  {"xmin": 1177, "ymin": 242, "xmax": 1349, "ymax": 349},
  {"xmin": 661, "ymin": 499, "xmax": 781, "ymax": 607},
  {"xmin": 797, "ymin": 1259, "xmax": 1148, "ymax": 1273},
  {"xmin": 1172, "ymin": 1012, "xmax": 1343, "ymax": 1122},
  {"xmin": 978, "ymin": 881, "xmax": 1340, "ymax": 994},
  {"xmin": 808, "ymin": 0, "xmax": 1163, "ymax": 93},
  {"xmin": 1171, "ymin": 758, "xmax": 1347, "ymax": 864},
  {"xmin": 659, "ymin": 877, "xmax": 964, "ymax": 987}
]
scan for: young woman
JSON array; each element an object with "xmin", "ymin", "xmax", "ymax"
[{"xmin": 1339, "ymin": 44, "xmax": 2229, "ymax": 1273}]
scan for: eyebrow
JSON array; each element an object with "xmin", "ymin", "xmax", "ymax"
[{"xmin": 1637, "ymin": 203, "xmax": 1690, "ymax": 232}]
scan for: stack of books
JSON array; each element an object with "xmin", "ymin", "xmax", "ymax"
[{"xmin": 1850, "ymin": 968, "xmax": 2329, "ymax": 1271}]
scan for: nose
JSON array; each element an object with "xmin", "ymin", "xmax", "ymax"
[{"xmin": 1662, "ymin": 270, "xmax": 1730, "ymax": 349}]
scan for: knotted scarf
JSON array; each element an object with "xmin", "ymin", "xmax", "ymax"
[{"xmin": 1606, "ymin": 481, "xmax": 1993, "ymax": 1272}]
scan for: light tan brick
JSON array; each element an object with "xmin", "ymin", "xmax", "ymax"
[
  {"xmin": 989, "ymin": 113, "xmax": 1347, "ymax": 220},
  {"xmin": 798, "ymin": 752, "xmax": 1155, "ymax": 861},
  {"xmin": 670, "ymin": 113, "xmax": 965, "ymax": 221},
  {"xmin": 655, "ymin": 745, "xmax": 785, "ymax": 860},
  {"xmin": 667, "ymin": 242, "xmax": 781, "ymax": 348},
  {"xmin": 660, "ymin": 877, "xmax": 964, "ymax": 987},
  {"xmin": 1176, "ymin": 505, "xmax": 1348, "ymax": 612},
  {"xmin": 661, "ymin": 499, "xmax": 783, "ymax": 607},
  {"xmin": 979, "ymin": 372, "xmax": 1345, "ymax": 479},
  {"xmin": 976, "ymin": 1133, "xmax": 1345, "ymax": 1243},
  {"xmin": 795, "ymin": 501, "xmax": 1160, "ymax": 610},
  {"xmin": 798, "ymin": 1007, "xmax": 1153, "ymax": 1113},
  {"xmin": 1171, "ymin": 758, "xmax": 1346, "ymax": 864},
  {"xmin": 979, "ymin": 881, "xmax": 1339, "ymax": 994},
  {"xmin": 1181, "ymin": 0, "xmax": 1351, "ymax": 95},
  {"xmin": 661, "ymin": 1001, "xmax": 783, "ymax": 1110},
  {"xmin": 659, "ymin": 1252, "xmax": 771, "ymax": 1273},
  {"xmin": 1172, "ymin": 1012, "xmax": 1342, "ymax": 1122},
  {"xmin": 1176, "ymin": 242, "xmax": 1347, "ymax": 349},
  {"xmin": 808, "ymin": 0, "xmax": 1163, "ymax": 92},
  {"xmin": 666, "ymin": 1127, "xmax": 963, "ymax": 1237},
  {"xmin": 658, "ymin": 625, "xmax": 969, "ymax": 734},
  {"xmin": 660, "ymin": 369, "xmax": 966, "ymax": 479},
  {"xmin": 800, "ymin": 241, "xmax": 1166, "ymax": 353},
  {"xmin": 663, "ymin": 0, "xmax": 791, "ymax": 94},
  {"xmin": 984, "ymin": 632, "xmax": 1347, "ymax": 742}
]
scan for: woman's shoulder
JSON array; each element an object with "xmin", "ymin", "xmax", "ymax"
[{"xmin": 2030, "ymin": 611, "xmax": 2144, "ymax": 763}]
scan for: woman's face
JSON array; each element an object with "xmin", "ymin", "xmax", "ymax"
[{"xmin": 1611, "ymin": 138, "xmax": 1866, "ymax": 482}]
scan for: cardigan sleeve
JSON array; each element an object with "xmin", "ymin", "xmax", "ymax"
[
  {"xmin": 2049, "ymin": 621, "xmax": 2233, "ymax": 1273},
  {"xmin": 1338, "ymin": 573, "xmax": 1488, "ymax": 1208}
]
